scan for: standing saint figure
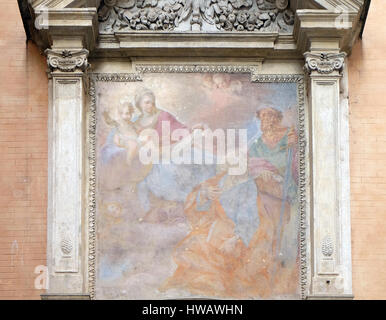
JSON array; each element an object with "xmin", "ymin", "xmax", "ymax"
[
  {"xmin": 234, "ymin": 106, "xmax": 299, "ymax": 298},
  {"xmin": 160, "ymin": 106, "xmax": 299, "ymax": 299}
]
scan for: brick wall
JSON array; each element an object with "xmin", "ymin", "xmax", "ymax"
[
  {"xmin": 0, "ymin": 1, "xmax": 48, "ymax": 299},
  {"xmin": 348, "ymin": 0, "xmax": 386, "ymax": 300}
]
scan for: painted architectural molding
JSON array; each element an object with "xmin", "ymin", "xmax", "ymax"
[
  {"xmin": 304, "ymin": 52, "xmax": 347, "ymax": 74},
  {"xmin": 46, "ymin": 49, "xmax": 90, "ymax": 72},
  {"xmin": 135, "ymin": 64, "xmax": 260, "ymax": 74}
]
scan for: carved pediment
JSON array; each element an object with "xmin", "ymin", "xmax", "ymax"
[
  {"xmin": 98, "ymin": 0, "xmax": 295, "ymax": 32},
  {"xmin": 20, "ymin": 0, "xmax": 368, "ymax": 56}
]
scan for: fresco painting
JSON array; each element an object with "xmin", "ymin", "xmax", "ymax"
[{"xmin": 95, "ymin": 73, "xmax": 300, "ymax": 299}]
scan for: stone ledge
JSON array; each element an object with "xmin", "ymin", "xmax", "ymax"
[
  {"xmin": 41, "ymin": 294, "xmax": 91, "ymax": 300},
  {"xmin": 306, "ymin": 294, "xmax": 354, "ymax": 300}
]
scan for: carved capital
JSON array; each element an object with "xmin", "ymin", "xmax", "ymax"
[
  {"xmin": 304, "ymin": 52, "xmax": 347, "ymax": 75},
  {"xmin": 45, "ymin": 49, "xmax": 90, "ymax": 73}
]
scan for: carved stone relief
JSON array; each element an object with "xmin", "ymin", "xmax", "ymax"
[
  {"xmin": 59, "ymin": 225, "xmax": 74, "ymax": 257},
  {"xmin": 321, "ymin": 234, "xmax": 334, "ymax": 257},
  {"xmin": 46, "ymin": 49, "xmax": 90, "ymax": 73},
  {"xmin": 98, "ymin": 0, "xmax": 294, "ymax": 32},
  {"xmin": 304, "ymin": 52, "xmax": 347, "ymax": 75}
]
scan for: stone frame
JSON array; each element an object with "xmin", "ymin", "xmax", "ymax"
[
  {"xmin": 87, "ymin": 67, "xmax": 308, "ymax": 300},
  {"xmin": 30, "ymin": 0, "xmax": 366, "ymax": 300}
]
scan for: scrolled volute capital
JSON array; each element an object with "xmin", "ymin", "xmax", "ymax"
[
  {"xmin": 304, "ymin": 52, "xmax": 347, "ymax": 75},
  {"xmin": 45, "ymin": 49, "xmax": 90, "ymax": 73}
]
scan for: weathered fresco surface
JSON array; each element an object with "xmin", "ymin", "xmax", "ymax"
[{"xmin": 95, "ymin": 73, "xmax": 300, "ymax": 299}]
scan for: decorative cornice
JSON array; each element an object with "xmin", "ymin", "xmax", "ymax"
[
  {"xmin": 94, "ymin": 73, "xmax": 142, "ymax": 81},
  {"xmin": 97, "ymin": 32, "xmax": 294, "ymax": 58},
  {"xmin": 21, "ymin": 0, "xmax": 368, "ymax": 58},
  {"xmin": 30, "ymin": 7, "xmax": 99, "ymax": 52},
  {"xmin": 312, "ymin": 0, "xmax": 364, "ymax": 12},
  {"xmin": 46, "ymin": 49, "xmax": 90, "ymax": 72},
  {"xmin": 304, "ymin": 52, "xmax": 346, "ymax": 74},
  {"xmin": 31, "ymin": 0, "xmax": 101, "ymax": 9},
  {"xmin": 136, "ymin": 64, "xmax": 259, "ymax": 74}
]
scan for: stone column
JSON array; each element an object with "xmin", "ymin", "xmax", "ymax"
[
  {"xmin": 304, "ymin": 48, "xmax": 353, "ymax": 299},
  {"xmin": 44, "ymin": 48, "xmax": 90, "ymax": 298}
]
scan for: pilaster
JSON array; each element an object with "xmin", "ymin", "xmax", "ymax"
[
  {"xmin": 45, "ymin": 46, "xmax": 89, "ymax": 296},
  {"xmin": 304, "ymin": 41, "xmax": 353, "ymax": 299}
]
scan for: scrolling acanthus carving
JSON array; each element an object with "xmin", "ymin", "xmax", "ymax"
[
  {"xmin": 46, "ymin": 49, "xmax": 90, "ymax": 73},
  {"xmin": 304, "ymin": 52, "xmax": 347, "ymax": 75},
  {"xmin": 98, "ymin": 0, "xmax": 294, "ymax": 32}
]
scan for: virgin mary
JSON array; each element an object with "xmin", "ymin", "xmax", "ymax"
[{"xmin": 134, "ymin": 88, "xmax": 218, "ymax": 221}]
